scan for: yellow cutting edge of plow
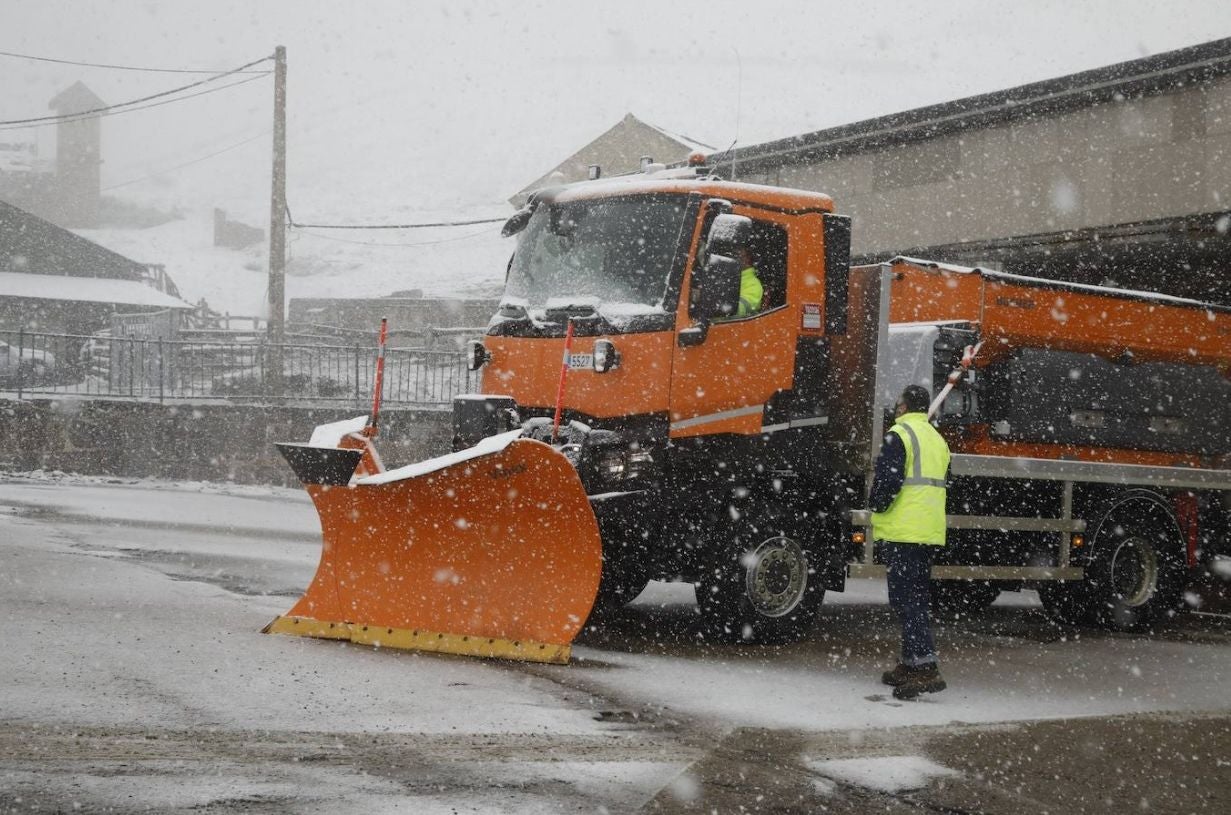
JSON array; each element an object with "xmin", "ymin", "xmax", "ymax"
[{"xmin": 262, "ymin": 615, "xmax": 572, "ymax": 665}]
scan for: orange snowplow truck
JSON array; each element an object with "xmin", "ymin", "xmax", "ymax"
[{"xmin": 268, "ymin": 167, "xmax": 1231, "ymax": 662}]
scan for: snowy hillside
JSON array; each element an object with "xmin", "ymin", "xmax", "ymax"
[
  {"xmin": 77, "ymin": 204, "xmax": 514, "ymax": 317},
  {"xmin": 284, "ymin": 207, "xmax": 513, "ymax": 305}
]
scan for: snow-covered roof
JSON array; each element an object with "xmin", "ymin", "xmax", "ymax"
[
  {"xmin": 511, "ymin": 113, "xmax": 720, "ymax": 206},
  {"xmin": 546, "ymin": 176, "xmax": 835, "ymax": 211},
  {"xmin": 893, "ymin": 257, "xmax": 980, "ymax": 275},
  {"xmin": 0, "ymin": 272, "xmax": 193, "ymax": 309},
  {"xmin": 641, "ymin": 119, "xmax": 714, "ymax": 153}
]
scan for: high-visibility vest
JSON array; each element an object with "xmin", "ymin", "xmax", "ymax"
[
  {"xmin": 737, "ymin": 266, "xmax": 763, "ymax": 316},
  {"xmin": 871, "ymin": 412, "xmax": 950, "ymax": 546}
]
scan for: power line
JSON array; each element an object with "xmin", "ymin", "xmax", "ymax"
[
  {"xmin": 289, "ymin": 215, "xmax": 508, "ymax": 230},
  {"xmin": 290, "ymin": 225, "xmax": 497, "ymax": 247},
  {"xmin": 283, "ymin": 201, "xmax": 510, "ymax": 234},
  {"xmin": 101, "ymin": 130, "xmax": 271, "ymax": 192},
  {"xmin": 0, "ymin": 48, "xmax": 273, "ymax": 75},
  {"xmin": 0, "ymin": 74, "xmax": 269, "ymax": 132},
  {"xmin": 0, "ymin": 53, "xmax": 272, "ymax": 126}
]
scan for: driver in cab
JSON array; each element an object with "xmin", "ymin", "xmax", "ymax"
[{"xmin": 734, "ymin": 247, "xmax": 763, "ymax": 317}]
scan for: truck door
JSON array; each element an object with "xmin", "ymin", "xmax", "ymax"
[{"xmin": 668, "ymin": 208, "xmax": 799, "ymax": 440}]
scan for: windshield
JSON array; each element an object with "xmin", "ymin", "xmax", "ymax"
[{"xmin": 504, "ymin": 195, "xmax": 688, "ymax": 313}]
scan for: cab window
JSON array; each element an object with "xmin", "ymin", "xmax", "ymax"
[{"xmin": 744, "ymin": 219, "xmax": 789, "ymax": 312}]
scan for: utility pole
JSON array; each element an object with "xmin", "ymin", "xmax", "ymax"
[{"xmin": 266, "ymin": 45, "xmax": 287, "ymax": 396}]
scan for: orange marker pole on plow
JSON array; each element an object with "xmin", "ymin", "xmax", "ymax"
[
  {"xmin": 551, "ymin": 318, "xmax": 574, "ymax": 444},
  {"xmin": 362, "ymin": 317, "xmax": 389, "ymax": 438}
]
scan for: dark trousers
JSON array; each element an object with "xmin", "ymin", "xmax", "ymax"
[{"xmin": 883, "ymin": 541, "xmax": 938, "ymax": 667}]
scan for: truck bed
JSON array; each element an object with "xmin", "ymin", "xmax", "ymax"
[
  {"xmin": 881, "ymin": 257, "xmax": 1231, "ymax": 371},
  {"xmin": 857, "ymin": 258, "xmax": 1231, "ymax": 469}
]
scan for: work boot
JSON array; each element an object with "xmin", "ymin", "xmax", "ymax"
[
  {"xmin": 881, "ymin": 663, "xmax": 914, "ymax": 686},
  {"xmin": 891, "ymin": 663, "xmax": 946, "ymax": 700}
]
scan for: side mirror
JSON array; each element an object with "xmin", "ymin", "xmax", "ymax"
[
  {"xmin": 693, "ymin": 253, "xmax": 743, "ymax": 322},
  {"xmin": 705, "ymin": 213, "xmax": 753, "ymax": 258},
  {"xmin": 466, "ymin": 340, "xmax": 490, "ymax": 371},
  {"xmin": 501, "ymin": 208, "xmax": 532, "ymax": 238},
  {"xmin": 502, "ymin": 190, "xmax": 555, "ymax": 238}
]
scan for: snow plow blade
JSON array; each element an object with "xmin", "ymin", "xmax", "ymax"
[{"xmin": 265, "ymin": 430, "xmax": 603, "ymax": 664}]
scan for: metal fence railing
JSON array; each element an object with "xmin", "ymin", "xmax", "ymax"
[{"xmin": 0, "ymin": 329, "xmax": 478, "ymax": 407}]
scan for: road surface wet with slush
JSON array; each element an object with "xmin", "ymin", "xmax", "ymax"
[{"xmin": 1, "ymin": 476, "xmax": 1229, "ymax": 813}]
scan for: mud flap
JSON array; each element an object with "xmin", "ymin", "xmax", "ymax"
[{"xmin": 266, "ymin": 431, "xmax": 603, "ymax": 664}]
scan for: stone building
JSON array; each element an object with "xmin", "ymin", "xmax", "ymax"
[
  {"xmin": 0, "ymin": 82, "xmax": 104, "ymax": 229},
  {"xmin": 511, "ymin": 113, "xmax": 712, "ymax": 207},
  {"xmin": 716, "ymin": 38, "xmax": 1231, "ymax": 304}
]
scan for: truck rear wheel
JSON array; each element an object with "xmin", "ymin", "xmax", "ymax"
[
  {"xmin": 696, "ymin": 506, "xmax": 824, "ymax": 643},
  {"xmin": 1053, "ymin": 491, "xmax": 1186, "ymax": 632},
  {"xmin": 1087, "ymin": 494, "xmax": 1186, "ymax": 631}
]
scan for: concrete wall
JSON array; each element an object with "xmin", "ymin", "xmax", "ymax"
[
  {"xmin": 746, "ymin": 75, "xmax": 1231, "ymax": 258},
  {"xmin": 0, "ymin": 399, "xmax": 452, "ymax": 486}
]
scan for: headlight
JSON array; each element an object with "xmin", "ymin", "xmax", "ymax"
[
  {"xmin": 594, "ymin": 446, "xmax": 653, "ymax": 482},
  {"xmin": 624, "ymin": 448, "xmax": 653, "ymax": 480},
  {"xmin": 592, "ymin": 339, "xmax": 619, "ymax": 373},
  {"xmin": 596, "ymin": 449, "xmax": 627, "ymax": 479}
]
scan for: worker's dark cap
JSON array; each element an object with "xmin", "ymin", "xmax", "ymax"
[{"xmin": 899, "ymin": 385, "xmax": 931, "ymax": 413}]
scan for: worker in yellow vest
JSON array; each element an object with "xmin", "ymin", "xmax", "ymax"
[{"xmin": 869, "ymin": 385, "xmax": 951, "ymax": 700}]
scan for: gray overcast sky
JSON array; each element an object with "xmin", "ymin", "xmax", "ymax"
[{"xmin": 4, "ymin": 1, "xmax": 1231, "ymax": 222}]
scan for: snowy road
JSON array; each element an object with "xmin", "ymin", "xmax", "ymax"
[{"xmin": 1, "ymin": 475, "xmax": 1229, "ymax": 813}]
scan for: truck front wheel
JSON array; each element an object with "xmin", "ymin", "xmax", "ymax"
[
  {"xmin": 588, "ymin": 563, "xmax": 650, "ymax": 620},
  {"xmin": 586, "ymin": 493, "xmax": 656, "ymax": 621},
  {"xmin": 696, "ymin": 509, "xmax": 825, "ymax": 643}
]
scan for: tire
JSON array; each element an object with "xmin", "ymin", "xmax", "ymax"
[
  {"xmin": 1083, "ymin": 491, "xmax": 1186, "ymax": 632},
  {"xmin": 930, "ymin": 580, "xmax": 999, "ymax": 621},
  {"xmin": 696, "ymin": 503, "xmax": 825, "ymax": 643},
  {"xmin": 586, "ymin": 494, "xmax": 655, "ymax": 621}
]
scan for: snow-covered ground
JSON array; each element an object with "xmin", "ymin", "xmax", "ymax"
[
  {"xmin": 76, "ymin": 215, "xmax": 268, "ymax": 316},
  {"xmin": 0, "ymin": 475, "xmax": 689, "ymax": 813},
  {"xmin": 2, "ymin": 474, "xmax": 1229, "ymax": 812}
]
